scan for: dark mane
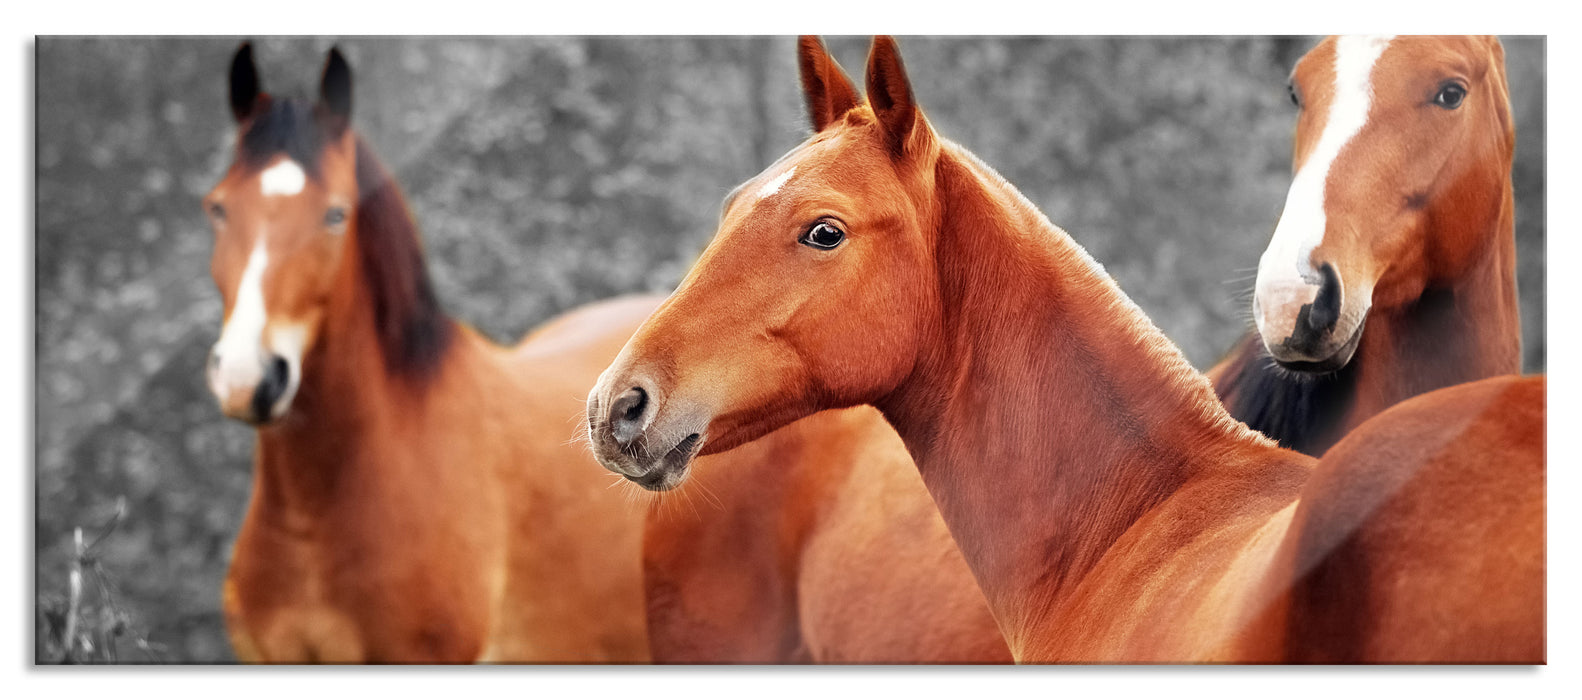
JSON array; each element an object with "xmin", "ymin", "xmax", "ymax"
[
  {"xmin": 351, "ymin": 136, "xmax": 455, "ymax": 381},
  {"xmin": 1211, "ymin": 332, "xmax": 1357, "ymax": 456}
]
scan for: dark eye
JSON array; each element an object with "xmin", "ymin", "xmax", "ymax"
[
  {"xmin": 206, "ymin": 202, "xmax": 226, "ymax": 222},
  {"xmin": 324, "ymin": 207, "xmax": 348, "ymax": 227},
  {"xmin": 799, "ymin": 221, "xmax": 845, "ymax": 250},
  {"xmin": 1433, "ymin": 82, "xmax": 1467, "ymax": 109},
  {"xmin": 1287, "ymin": 82, "xmax": 1301, "ymax": 108}
]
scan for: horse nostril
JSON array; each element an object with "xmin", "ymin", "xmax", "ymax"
[
  {"xmin": 252, "ymin": 355, "xmax": 290, "ymax": 422},
  {"xmin": 1306, "ymin": 262, "xmax": 1342, "ymax": 335},
  {"xmin": 608, "ymin": 387, "xmax": 649, "ymax": 449}
]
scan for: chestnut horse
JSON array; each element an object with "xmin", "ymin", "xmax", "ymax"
[
  {"xmin": 1209, "ymin": 35, "xmax": 1521, "ymax": 455},
  {"xmin": 205, "ymin": 44, "xmax": 660, "ymax": 662},
  {"xmin": 634, "ymin": 40, "xmax": 1007, "ymax": 664},
  {"xmin": 587, "ymin": 36, "xmax": 1544, "ymax": 663}
]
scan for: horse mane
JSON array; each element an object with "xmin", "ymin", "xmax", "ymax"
[
  {"xmin": 939, "ymin": 140, "xmax": 1271, "ymax": 449},
  {"xmin": 351, "ymin": 136, "xmax": 455, "ymax": 381},
  {"xmin": 1211, "ymin": 332, "xmax": 1356, "ymax": 454},
  {"xmin": 236, "ymin": 97, "xmax": 455, "ymax": 381}
]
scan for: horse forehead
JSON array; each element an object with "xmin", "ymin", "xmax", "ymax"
[
  {"xmin": 1369, "ymin": 38, "xmax": 1480, "ymax": 95},
  {"xmin": 260, "ymin": 157, "xmax": 308, "ymax": 197},
  {"xmin": 1382, "ymin": 35, "xmax": 1483, "ymax": 69},
  {"xmin": 737, "ymin": 139, "xmax": 837, "ymax": 204},
  {"xmin": 753, "ymin": 164, "xmax": 798, "ymax": 200}
]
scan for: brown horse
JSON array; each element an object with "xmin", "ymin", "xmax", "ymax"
[
  {"xmin": 586, "ymin": 36, "xmax": 1544, "ymax": 663},
  {"xmin": 634, "ymin": 40, "xmax": 1008, "ymax": 664},
  {"xmin": 1210, "ymin": 35, "xmax": 1521, "ymax": 455},
  {"xmin": 205, "ymin": 44, "xmax": 660, "ymax": 662}
]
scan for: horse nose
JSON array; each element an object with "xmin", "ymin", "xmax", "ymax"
[
  {"xmin": 1305, "ymin": 262, "xmax": 1342, "ymax": 336},
  {"xmin": 608, "ymin": 387, "xmax": 651, "ymax": 449},
  {"xmin": 1276, "ymin": 261, "xmax": 1345, "ymax": 357},
  {"xmin": 251, "ymin": 354, "xmax": 290, "ymax": 422}
]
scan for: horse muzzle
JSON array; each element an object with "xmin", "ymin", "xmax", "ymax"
[
  {"xmin": 208, "ymin": 346, "xmax": 296, "ymax": 425},
  {"xmin": 1253, "ymin": 262, "xmax": 1369, "ymax": 373},
  {"xmin": 586, "ymin": 379, "xmax": 707, "ymax": 492}
]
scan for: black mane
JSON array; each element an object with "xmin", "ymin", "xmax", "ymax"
[
  {"xmin": 351, "ymin": 136, "xmax": 455, "ymax": 381},
  {"xmin": 1211, "ymin": 332, "xmax": 1357, "ymax": 456}
]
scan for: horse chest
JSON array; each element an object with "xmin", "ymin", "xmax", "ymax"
[
  {"xmin": 226, "ymin": 509, "xmax": 490, "ymax": 663},
  {"xmin": 225, "ymin": 532, "xmax": 368, "ymax": 662}
]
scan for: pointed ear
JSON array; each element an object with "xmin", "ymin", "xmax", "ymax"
[
  {"xmin": 228, "ymin": 42, "xmax": 261, "ymax": 123},
  {"xmin": 798, "ymin": 36, "xmax": 859, "ymax": 132},
  {"xmin": 317, "ymin": 47, "xmax": 352, "ymax": 135},
  {"xmin": 865, "ymin": 36, "xmax": 927, "ymax": 157}
]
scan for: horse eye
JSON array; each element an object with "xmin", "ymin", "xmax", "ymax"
[
  {"xmin": 1433, "ymin": 82, "xmax": 1467, "ymax": 109},
  {"xmin": 206, "ymin": 202, "xmax": 226, "ymax": 222},
  {"xmin": 324, "ymin": 207, "xmax": 348, "ymax": 228},
  {"xmin": 800, "ymin": 221, "xmax": 845, "ymax": 250},
  {"xmin": 1287, "ymin": 83, "xmax": 1300, "ymax": 108}
]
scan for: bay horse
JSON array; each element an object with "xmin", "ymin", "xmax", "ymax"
[
  {"xmin": 1209, "ymin": 35, "xmax": 1521, "ymax": 455},
  {"xmin": 586, "ymin": 36, "xmax": 1544, "ymax": 663},
  {"xmin": 205, "ymin": 43, "xmax": 662, "ymax": 662}
]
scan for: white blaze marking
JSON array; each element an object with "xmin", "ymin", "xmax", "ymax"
[
  {"xmin": 260, "ymin": 159, "xmax": 306, "ymax": 197},
  {"xmin": 210, "ymin": 240, "xmax": 271, "ymax": 397},
  {"xmin": 1255, "ymin": 35, "xmax": 1392, "ymax": 332},
  {"xmin": 755, "ymin": 166, "xmax": 796, "ymax": 200}
]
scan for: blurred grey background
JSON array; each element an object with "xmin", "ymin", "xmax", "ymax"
[{"xmin": 34, "ymin": 36, "xmax": 1545, "ymax": 663}]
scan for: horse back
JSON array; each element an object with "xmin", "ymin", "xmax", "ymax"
[
  {"xmin": 1272, "ymin": 374, "xmax": 1544, "ymax": 662},
  {"xmin": 468, "ymin": 296, "xmax": 671, "ymax": 662}
]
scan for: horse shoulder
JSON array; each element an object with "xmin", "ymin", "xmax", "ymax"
[
  {"xmin": 443, "ymin": 308, "xmax": 658, "ymax": 662},
  {"xmin": 1274, "ymin": 374, "xmax": 1544, "ymax": 662},
  {"xmin": 1036, "ymin": 452, "xmax": 1306, "ymax": 662},
  {"xmin": 514, "ymin": 294, "xmax": 666, "ymax": 352},
  {"xmin": 794, "ymin": 407, "xmax": 1010, "ymax": 663},
  {"xmin": 642, "ymin": 417, "xmax": 825, "ymax": 662}
]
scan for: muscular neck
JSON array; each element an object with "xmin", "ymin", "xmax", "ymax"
[
  {"xmin": 877, "ymin": 145, "xmax": 1293, "ymax": 657},
  {"xmin": 1349, "ymin": 193, "xmax": 1521, "ymax": 429}
]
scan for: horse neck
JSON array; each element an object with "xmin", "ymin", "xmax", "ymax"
[
  {"xmin": 877, "ymin": 145, "xmax": 1291, "ymax": 651},
  {"xmin": 1349, "ymin": 180, "xmax": 1521, "ymax": 429},
  {"xmin": 253, "ymin": 158, "xmax": 461, "ymax": 523}
]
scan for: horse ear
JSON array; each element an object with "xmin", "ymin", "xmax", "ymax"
[
  {"xmin": 798, "ymin": 36, "xmax": 859, "ymax": 132},
  {"xmin": 864, "ymin": 36, "xmax": 927, "ymax": 157},
  {"xmin": 318, "ymin": 47, "xmax": 353, "ymax": 134},
  {"xmin": 228, "ymin": 42, "xmax": 261, "ymax": 123}
]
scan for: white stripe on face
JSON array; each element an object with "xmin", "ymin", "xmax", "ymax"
[
  {"xmin": 209, "ymin": 239, "xmax": 271, "ymax": 399},
  {"xmin": 755, "ymin": 166, "xmax": 796, "ymax": 200},
  {"xmin": 1255, "ymin": 35, "xmax": 1392, "ymax": 335},
  {"xmin": 260, "ymin": 159, "xmax": 306, "ymax": 197}
]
